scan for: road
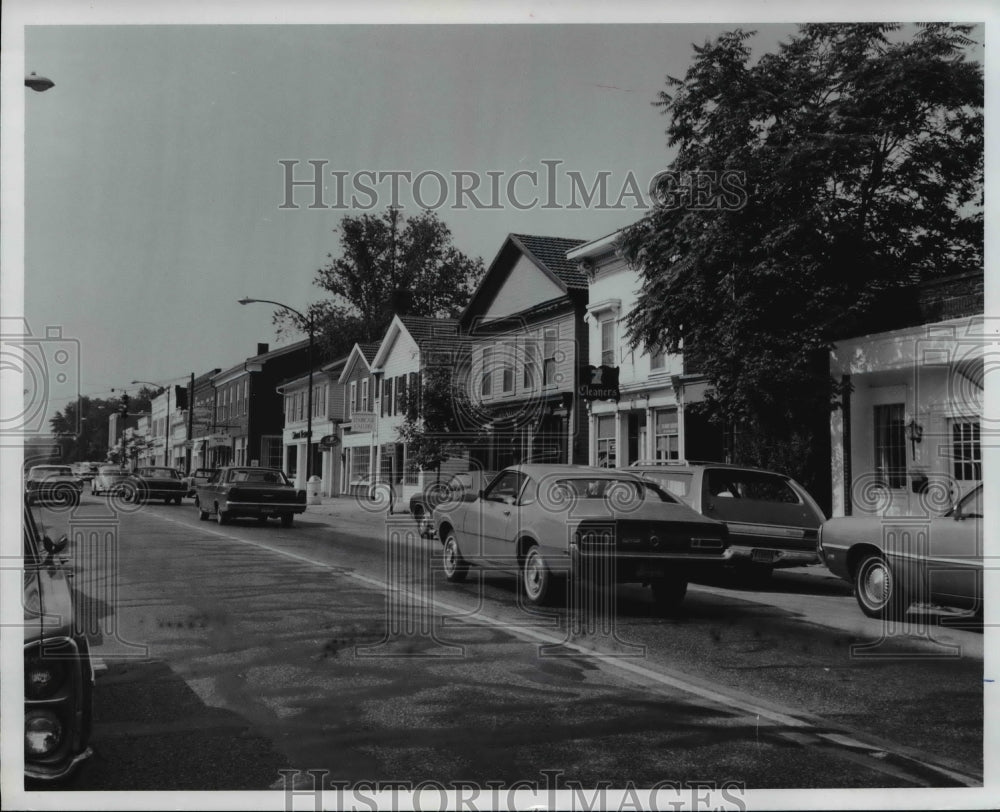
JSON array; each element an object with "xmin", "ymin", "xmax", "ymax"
[{"xmin": 33, "ymin": 494, "xmax": 983, "ymax": 793}]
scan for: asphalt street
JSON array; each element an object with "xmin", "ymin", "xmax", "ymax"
[{"xmin": 30, "ymin": 494, "xmax": 984, "ymax": 793}]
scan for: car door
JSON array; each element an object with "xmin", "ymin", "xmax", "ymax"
[
  {"xmin": 475, "ymin": 470, "xmax": 525, "ymax": 566},
  {"xmin": 927, "ymin": 485, "xmax": 983, "ymax": 609}
]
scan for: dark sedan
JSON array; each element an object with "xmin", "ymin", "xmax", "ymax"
[
  {"xmin": 121, "ymin": 467, "xmax": 187, "ymax": 505},
  {"xmin": 195, "ymin": 466, "xmax": 306, "ymax": 527},
  {"xmin": 24, "ymin": 504, "xmax": 95, "ymax": 781}
]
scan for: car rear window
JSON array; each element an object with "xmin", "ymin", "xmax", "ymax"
[
  {"xmin": 555, "ymin": 477, "xmax": 676, "ymax": 504},
  {"xmin": 640, "ymin": 471, "xmax": 693, "ymax": 499},
  {"xmin": 704, "ymin": 470, "xmax": 801, "ymax": 503}
]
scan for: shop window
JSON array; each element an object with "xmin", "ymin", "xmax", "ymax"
[
  {"xmin": 596, "ymin": 415, "xmax": 616, "ymax": 468},
  {"xmin": 654, "ymin": 408, "xmax": 679, "ymax": 461},
  {"xmin": 952, "ymin": 420, "xmax": 981, "ymax": 481},
  {"xmin": 873, "ymin": 403, "xmax": 906, "ymax": 488}
]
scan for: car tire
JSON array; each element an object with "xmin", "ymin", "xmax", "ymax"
[
  {"xmin": 196, "ymin": 499, "xmax": 209, "ymax": 521},
  {"xmin": 120, "ymin": 483, "xmax": 138, "ymax": 503},
  {"xmin": 854, "ymin": 552, "xmax": 910, "ymax": 620},
  {"xmin": 174, "ymin": 496, "xmax": 183, "ymax": 505},
  {"xmin": 521, "ymin": 545, "xmax": 554, "ymax": 606},
  {"xmin": 651, "ymin": 574, "xmax": 688, "ymax": 612},
  {"xmin": 280, "ymin": 514, "xmax": 294, "ymax": 528},
  {"xmin": 164, "ymin": 497, "xmax": 172, "ymax": 505},
  {"xmin": 216, "ymin": 506, "xmax": 229, "ymax": 525},
  {"xmin": 442, "ymin": 531, "xmax": 469, "ymax": 583}
]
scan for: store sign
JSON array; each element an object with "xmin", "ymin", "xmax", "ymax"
[
  {"xmin": 319, "ymin": 434, "xmax": 340, "ymax": 450},
  {"xmin": 292, "ymin": 429, "xmax": 312, "ymax": 440},
  {"xmin": 579, "ymin": 365, "xmax": 620, "ymax": 401},
  {"xmin": 351, "ymin": 412, "xmax": 376, "ymax": 433}
]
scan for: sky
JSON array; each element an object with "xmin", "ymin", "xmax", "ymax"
[
  {"xmin": 15, "ymin": 16, "xmax": 811, "ymax": 423},
  {"xmin": 3, "ymin": 2, "xmax": 990, "ymax": 432}
]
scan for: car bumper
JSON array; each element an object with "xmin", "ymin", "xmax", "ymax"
[
  {"xmin": 224, "ymin": 501, "xmax": 306, "ymax": 516},
  {"xmin": 569, "ymin": 544, "xmax": 734, "ymax": 582},
  {"xmin": 25, "ymin": 746, "xmax": 93, "ymax": 782},
  {"xmin": 727, "ymin": 545, "xmax": 819, "ymax": 567}
]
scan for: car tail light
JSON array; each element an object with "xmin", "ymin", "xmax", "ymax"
[{"xmin": 25, "ymin": 710, "xmax": 64, "ymax": 757}]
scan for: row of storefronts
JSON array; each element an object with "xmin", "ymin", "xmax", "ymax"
[{"xmin": 120, "ymin": 229, "xmax": 983, "ymax": 516}]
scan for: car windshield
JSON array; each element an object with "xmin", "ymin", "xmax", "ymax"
[
  {"xmin": 99, "ymin": 465, "xmax": 122, "ymax": 473},
  {"xmin": 31, "ymin": 466, "xmax": 72, "ymax": 477},
  {"xmin": 555, "ymin": 477, "xmax": 676, "ymax": 504},
  {"xmin": 139, "ymin": 468, "xmax": 179, "ymax": 479},
  {"xmin": 228, "ymin": 469, "xmax": 289, "ymax": 485}
]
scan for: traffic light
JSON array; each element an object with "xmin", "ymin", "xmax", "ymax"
[{"xmin": 119, "ymin": 393, "xmax": 130, "ymax": 418}]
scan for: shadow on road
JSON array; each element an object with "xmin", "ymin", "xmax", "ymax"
[{"xmin": 59, "ymin": 659, "xmax": 289, "ymax": 790}]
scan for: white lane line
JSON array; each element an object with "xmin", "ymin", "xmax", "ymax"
[{"xmin": 148, "ymin": 510, "xmax": 981, "ymax": 787}]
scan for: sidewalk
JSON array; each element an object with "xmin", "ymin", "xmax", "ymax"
[{"xmin": 300, "ymin": 494, "xmax": 421, "ymax": 541}]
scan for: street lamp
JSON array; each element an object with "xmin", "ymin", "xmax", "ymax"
[
  {"xmin": 25, "ymin": 73, "xmax": 55, "ymax": 92},
  {"xmin": 133, "ymin": 380, "xmax": 170, "ymax": 468},
  {"xmin": 238, "ymin": 297, "xmax": 314, "ymax": 481}
]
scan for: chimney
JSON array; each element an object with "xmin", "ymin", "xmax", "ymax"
[{"xmin": 256, "ymin": 343, "xmax": 269, "ymax": 356}]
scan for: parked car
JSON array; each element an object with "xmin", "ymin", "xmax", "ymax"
[
  {"xmin": 195, "ymin": 466, "xmax": 306, "ymax": 527},
  {"xmin": 630, "ymin": 460, "xmax": 825, "ymax": 575},
  {"xmin": 433, "ymin": 464, "xmax": 731, "ymax": 609},
  {"xmin": 181, "ymin": 467, "xmax": 218, "ymax": 497},
  {"xmin": 90, "ymin": 464, "xmax": 129, "ymax": 496},
  {"xmin": 23, "ymin": 503, "xmax": 95, "ymax": 781},
  {"xmin": 409, "ymin": 470, "xmax": 495, "ymax": 538},
  {"xmin": 121, "ymin": 466, "xmax": 187, "ymax": 505},
  {"xmin": 819, "ymin": 484, "xmax": 983, "ymax": 620},
  {"xmin": 24, "ymin": 465, "xmax": 84, "ymax": 507}
]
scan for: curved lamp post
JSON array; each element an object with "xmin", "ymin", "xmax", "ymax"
[
  {"xmin": 25, "ymin": 73, "xmax": 55, "ymax": 92},
  {"xmin": 238, "ymin": 298, "xmax": 314, "ymax": 481}
]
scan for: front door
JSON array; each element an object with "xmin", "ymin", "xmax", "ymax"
[{"xmin": 476, "ymin": 470, "xmax": 525, "ymax": 565}]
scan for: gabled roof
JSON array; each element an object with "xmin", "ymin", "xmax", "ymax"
[
  {"xmin": 338, "ymin": 342, "xmax": 376, "ymax": 384},
  {"xmin": 510, "ymin": 234, "xmax": 589, "ymax": 290},
  {"xmin": 370, "ymin": 315, "xmax": 460, "ymax": 371},
  {"xmin": 460, "ymin": 233, "xmax": 587, "ymax": 328}
]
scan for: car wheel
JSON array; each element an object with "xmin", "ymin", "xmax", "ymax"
[
  {"xmin": 174, "ymin": 496, "xmax": 183, "ymax": 505},
  {"xmin": 216, "ymin": 505, "xmax": 229, "ymax": 525},
  {"xmin": 442, "ymin": 531, "xmax": 469, "ymax": 583},
  {"xmin": 521, "ymin": 545, "xmax": 553, "ymax": 606},
  {"xmin": 651, "ymin": 574, "xmax": 688, "ymax": 612},
  {"xmin": 120, "ymin": 483, "xmax": 138, "ymax": 503},
  {"xmin": 280, "ymin": 514, "xmax": 294, "ymax": 528},
  {"xmin": 196, "ymin": 499, "xmax": 209, "ymax": 521},
  {"xmin": 854, "ymin": 552, "xmax": 910, "ymax": 620},
  {"xmin": 164, "ymin": 497, "xmax": 172, "ymax": 505}
]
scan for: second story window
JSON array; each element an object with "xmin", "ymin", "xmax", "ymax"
[
  {"xmin": 523, "ymin": 338, "xmax": 538, "ymax": 389},
  {"xmin": 481, "ymin": 348, "xmax": 493, "ymax": 397},
  {"xmin": 502, "ymin": 342, "xmax": 514, "ymax": 393},
  {"xmin": 361, "ymin": 378, "xmax": 369, "ymax": 412},
  {"xmin": 543, "ymin": 328, "xmax": 557, "ymax": 386},
  {"xmin": 348, "ymin": 382, "xmax": 356, "ymax": 420},
  {"xmin": 243, "ymin": 379, "xmax": 249, "ymax": 413},
  {"xmin": 601, "ymin": 319, "xmax": 615, "ymax": 366},
  {"xmin": 650, "ymin": 347, "xmax": 666, "ymax": 371}
]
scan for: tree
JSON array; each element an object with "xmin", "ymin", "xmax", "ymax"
[
  {"xmin": 276, "ymin": 208, "xmax": 484, "ymax": 359},
  {"xmin": 396, "ymin": 362, "xmax": 484, "ymax": 483},
  {"xmin": 622, "ymin": 23, "xmax": 983, "ymax": 493}
]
